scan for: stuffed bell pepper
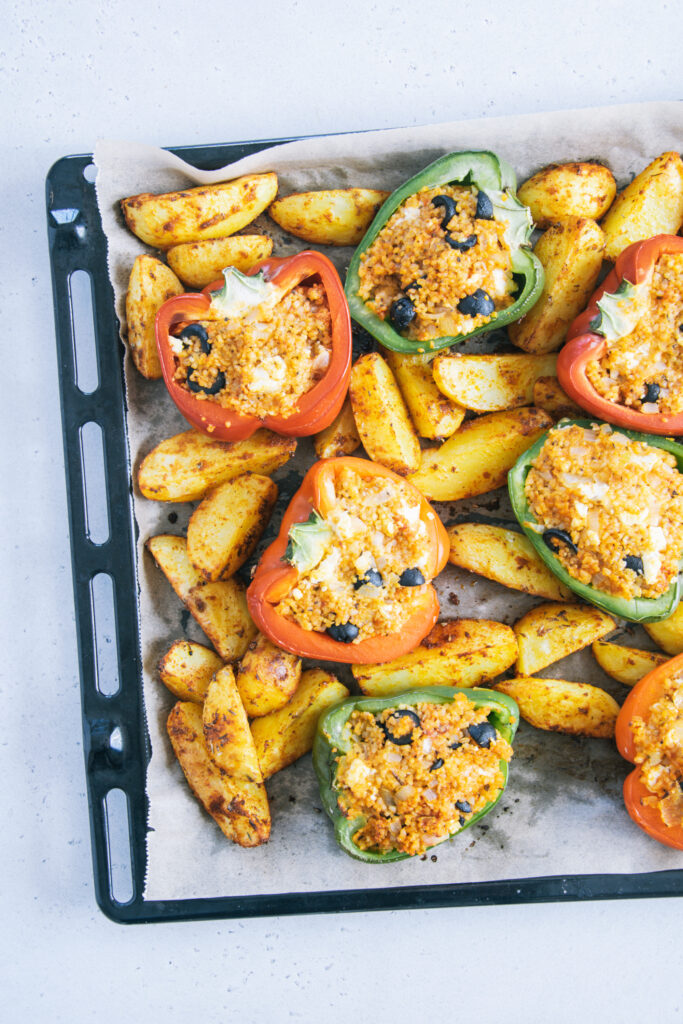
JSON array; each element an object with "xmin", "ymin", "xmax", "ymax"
[
  {"xmin": 246, "ymin": 457, "xmax": 449, "ymax": 664},
  {"xmin": 345, "ymin": 150, "xmax": 543, "ymax": 353}
]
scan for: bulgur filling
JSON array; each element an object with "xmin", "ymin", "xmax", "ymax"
[
  {"xmin": 172, "ymin": 282, "xmax": 332, "ymax": 419},
  {"xmin": 586, "ymin": 253, "xmax": 683, "ymax": 416},
  {"xmin": 335, "ymin": 697, "xmax": 512, "ymax": 856},
  {"xmin": 525, "ymin": 423, "xmax": 683, "ymax": 599},
  {"xmin": 631, "ymin": 671, "xmax": 683, "ymax": 828},
  {"xmin": 357, "ymin": 184, "xmax": 515, "ymax": 344},
  {"xmin": 276, "ymin": 466, "xmax": 433, "ymax": 643}
]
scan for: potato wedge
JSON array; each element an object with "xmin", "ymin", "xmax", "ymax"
[
  {"xmin": 121, "ymin": 173, "xmax": 278, "ymax": 248},
  {"xmin": 602, "ymin": 151, "xmax": 683, "ymax": 262},
  {"xmin": 125, "ymin": 255, "xmax": 183, "ymax": 379},
  {"xmin": 235, "ymin": 633, "xmax": 302, "ymax": 718},
  {"xmin": 167, "ymin": 701, "xmax": 270, "ymax": 846},
  {"xmin": 313, "ymin": 397, "xmax": 361, "ymax": 460},
  {"xmin": 591, "ymin": 639, "xmax": 667, "ymax": 687},
  {"xmin": 202, "ymin": 666, "xmax": 263, "ymax": 782},
  {"xmin": 158, "ymin": 640, "xmax": 223, "ymax": 703},
  {"xmin": 644, "ymin": 602, "xmax": 683, "ymax": 656},
  {"xmin": 251, "ymin": 669, "xmax": 350, "ymax": 779},
  {"xmin": 166, "ymin": 234, "xmax": 273, "ymax": 289},
  {"xmin": 386, "ymin": 351, "xmax": 465, "ymax": 439},
  {"xmin": 433, "ymin": 353, "xmax": 557, "ymax": 413},
  {"xmin": 138, "ymin": 429, "xmax": 296, "ymax": 503},
  {"xmin": 352, "ymin": 619, "xmax": 518, "ymax": 698},
  {"xmin": 532, "ymin": 375, "xmax": 584, "ymax": 420},
  {"xmin": 517, "ymin": 162, "xmax": 616, "ymax": 229},
  {"xmin": 508, "ymin": 218, "xmax": 605, "ymax": 353},
  {"xmin": 447, "ymin": 522, "xmax": 572, "ymax": 600},
  {"xmin": 514, "ymin": 602, "xmax": 615, "ymax": 676},
  {"xmin": 492, "ymin": 677, "xmax": 618, "ymax": 738},
  {"xmin": 186, "ymin": 474, "xmax": 278, "ymax": 582},
  {"xmin": 408, "ymin": 407, "xmax": 552, "ymax": 502},
  {"xmin": 349, "ymin": 352, "xmax": 421, "ymax": 474},
  {"xmin": 268, "ymin": 188, "xmax": 390, "ymax": 246}
]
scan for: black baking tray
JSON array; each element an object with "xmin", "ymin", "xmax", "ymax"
[{"xmin": 46, "ymin": 136, "xmax": 683, "ymax": 923}]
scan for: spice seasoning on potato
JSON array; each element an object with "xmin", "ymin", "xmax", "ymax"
[{"xmin": 517, "ymin": 161, "xmax": 616, "ymax": 229}]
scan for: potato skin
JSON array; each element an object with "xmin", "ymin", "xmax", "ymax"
[
  {"xmin": 349, "ymin": 352, "xmax": 421, "ymax": 475},
  {"xmin": 433, "ymin": 353, "xmax": 557, "ymax": 413},
  {"xmin": 492, "ymin": 677, "xmax": 619, "ymax": 738},
  {"xmin": 532, "ymin": 376, "xmax": 584, "ymax": 421},
  {"xmin": 517, "ymin": 161, "xmax": 616, "ymax": 229},
  {"xmin": 166, "ymin": 235, "xmax": 273, "ymax": 289},
  {"xmin": 592, "ymin": 640, "xmax": 667, "ymax": 687},
  {"xmin": 203, "ymin": 666, "xmax": 263, "ymax": 781},
  {"xmin": 514, "ymin": 602, "xmax": 615, "ymax": 676},
  {"xmin": 644, "ymin": 602, "xmax": 683, "ymax": 655},
  {"xmin": 125, "ymin": 255, "xmax": 183, "ymax": 378},
  {"xmin": 387, "ymin": 351, "xmax": 465, "ymax": 439},
  {"xmin": 235, "ymin": 633, "xmax": 302, "ymax": 718},
  {"xmin": 268, "ymin": 188, "xmax": 390, "ymax": 246},
  {"xmin": 601, "ymin": 151, "xmax": 683, "ymax": 261},
  {"xmin": 158, "ymin": 640, "xmax": 223, "ymax": 703},
  {"xmin": 313, "ymin": 397, "xmax": 361, "ymax": 460}
]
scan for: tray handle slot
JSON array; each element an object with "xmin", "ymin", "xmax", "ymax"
[
  {"xmin": 69, "ymin": 268, "xmax": 100, "ymax": 394},
  {"xmin": 103, "ymin": 787, "xmax": 135, "ymax": 905},
  {"xmin": 80, "ymin": 422, "xmax": 110, "ymax": 545},
  {"xmin": 90, "ymin": 572, "xmax": 120, "ymax": 697}
]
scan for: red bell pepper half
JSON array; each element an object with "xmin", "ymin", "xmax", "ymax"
[
  {"xmin": 154, "ymin": 251, "xmax": 352, "ymax": 441},
  {"xmin": 557, "ymin": 235, "xmax": 683, "ymax": 435},
  {"xmin": 246, "ymin": 456, "xmax": 450, "ymax": 664}
]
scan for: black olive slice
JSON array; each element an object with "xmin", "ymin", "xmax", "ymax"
[
  {"xmin": 186, "ymin": 368, "xmax": 226, "ymax": 395},
  {"xmin": 432, "ymin": 194, "xmax": 458, "ymax": 229},
  {"xmin": 398, "ymin": 567, "xmax": 425, "ymax": 587},
  {"xmin": 455, "ymin": 799, "xmax": 472, "ymax": 813},
  {"xmin": 624, "ymin": 554, "xmax": 644, "ymax": 575},
  {"xmin": 380, "ymin": 709, "xmax": 421, "ymax": 746},
  {"xmin": 449, "ymin": 740, "xmax": 462, "ymax": 750},
  {"xmin": 179, "ymin": 322, "xmax": 211, "ymax": 354},
  {"xmin": 458, "ymin": 815, "xmax": 466, "ymax": 826},
  {"xmin": 643, "ymin": 382, "xmax": 661, "ymax": 404},
  {"xmin": 326, "ymin": 622, "xmax": 359, "ymax": 643},
  {"xmin": 429, "ymin": 758, "xmax": 444, "ymax": 771},
  {"xmin": 353, "ymin": 568, "xmax": 383, "ymax": 590},
  {"xmin": 457, "ymin": 289, "xmax": 495, "ymax": 317},
  {"xmin": 467, "ymin": 721, "xmax": 497, "ymax": 748},
  {"xmin": 543, "ymin": 529, "xmax": 578, "ymax": 555},
  {"xmin": 445, "ymin": 232, "xmax": 477, "ymax": 252},
  {"xmin": 389, "ymin": 297, "xmax": 416, "ymax": 331},
  {"xmin": 475, "ymin": 190, "xmax": 494, "ymax": 220}
]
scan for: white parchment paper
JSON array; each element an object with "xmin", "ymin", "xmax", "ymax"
[{"xmin": 94, "ymin": 101, "xmax": 683, "ymax": 901}]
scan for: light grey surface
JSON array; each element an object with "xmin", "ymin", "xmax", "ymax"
[{"xmin": 2, "ymin": 1, "xmax": 682, "ymax": 1020}]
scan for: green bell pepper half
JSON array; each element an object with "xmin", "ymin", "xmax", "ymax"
[
  {"xmin": 312, "ymin": 686, "xmax": 519, "ymax": 863},
  {"xmin": 345, "ymin": 150, "xmax": 544, "ymax": 354},
  {"xmin": 508, "ymin": 418, "xmax": 683, "ymax": 622}
]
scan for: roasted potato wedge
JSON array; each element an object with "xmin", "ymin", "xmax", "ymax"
[
  {"xmin": 349, "ymin": 352, "xmax": 421, "ymax": 475},
  {"xmin": 313, "ymin": 397, "xmax": 361, "ymax": 460},
  {"xmin": 644, "ymin": 602, "xmax": 683, "ymax": 656},
  {"xmin": 251, "ymin": 669, "xmax": 350, "ymax": 779},
  {"xmin": 138, "ymin": 429, "xmax": 296, "ymax": 503},
  {"xmin": 166, "ymin": 235, "xmax": 273, "ymax": 289},
  {"xmin": 517, "ymin": 162, "xmax": 616, "ymax": 229},
  {"xmin": 158, "ymin": 640, "xmax": 224, "ymax": 703},
  {"xmin": 386, "ymin": 351, "xmax": 465, "ymax": 439},
  {"xmin": 514, "ymin": 602, "xmax": 615, "ymax": 676},
  {"xmin": 186, "ymin": 474, "xmax": 278, "ymax": 582},
  {"xmin": 408, "ymin": 407, "xmax": 552, "ymax": 502},
  {"xmin": 532, "ymin": 376, "xmax": 584, "ymax": 420},
  {"xmin": 433, "ymin": 353, "xmax": 557, "ymax": 412},
  {"xmin": 592, "ymin": 639, "xmax": 667, "ymax": 687},
  {"xmin": 492, "ymin": 677, "xmax": 618, "ymax": 738},
  {"xmin": 120, "ymin": 173, "xmax": 278, "ymax": 248},
  {"xmin": 203, "ymin": 666, "xmax": 263, "ymax": 782},
  {"xmin": 125, "ymin": 255, "xmax": 183, "ymax": 379},
  {"xmin": 268, "ymin": 188, "xmax": 389, "ymax": 246},
  {"xmin": 235, "ymin": 633, "xmax": 302, "ymax": 718},
  {"xmin": 602, "ymin": 151, "xmax": 683, "ymax": 262},
  {"xmin": 352, "ymin": 619, "xmax": 518, "ymax": 697},
  {"xmin": 167, "ymin": 701, "xmax": 270, "ymax": 846},
  {"xmin": 508, "ymin": 218, "xmax": 605, "ymax": 353}
]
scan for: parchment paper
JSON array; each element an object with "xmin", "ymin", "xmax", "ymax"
[{"xmin": 94, "ymin": 102, "xmax": 683, "ymax": 901}]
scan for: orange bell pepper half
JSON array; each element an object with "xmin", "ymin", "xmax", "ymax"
[{"xmin": 246, "ymin": 456, "xmax": 450, "ymax": 664}]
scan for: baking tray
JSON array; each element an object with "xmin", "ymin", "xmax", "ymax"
[{"xmin": 46, "ymin": 135, "xmax": 683, "ymax": 923}]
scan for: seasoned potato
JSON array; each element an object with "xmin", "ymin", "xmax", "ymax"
[
  {"xmin": 517, "ymin": 162, "xmax": 616, "ymax": 229},
  {"xmin": 352, "ymin": 619, "xmax": 518, "ymax": 697},
  {"xmin": 120, "ymin": 173, "xmax": 278, "ymax": 248},
  {"xmin": 203, "ymin": 666, "xmax": 263, "ymax": 782},
  {"xmin": 447, "ymin": 522, "xmax": 572, "ymax": 601},
  {"xmin": 408, "ymin": 407, "xmax": 552, "ymax": 502},
  {"xmin": 514, "ymin": 602, "xmax": 615, "ymax": 676},
  {"xmin": 602, "ymin": 151, "xmax": 683, "ymax": 262},
  {"xmin": 433, "ymin": 353, "xmax": 557, "ymax": 412},
  {"xmin": 251, "ymin": 669, "xmax": 350, "ymax": 779},
  {"xmin": 166, "ymin": 235, "xmax": 273, "ymax": 289},
  {"xmin": 158, "ymin": 640, "xmax": 223, "ymax": 703},
  {"xmin": 313, "ymin": 397, "xmax": 361, "ymax": 460},
  {"xmin": 268, "ymin": 188, "xmax": 390, "ymax": 246},
  {"xmin": 532, "ymin": 376, "xmax": 584, "ymax": 420},
  {"xmin": 386, "ymin": 351, "xmax": 465, "ymax": 439},
  {"xmin": 644, "ymin": 602, "xmax": 683, "ymax": 656},
  {"xmin": 349, "ymin": 352, "xmax": 421, "ymax": 475},
  {"xmin": 138, "ymin": 429, "xmax": 296, "ymax": 503},
  {"xmin": 125, "ymin": 255, "xmax": 183, "ymax": 379},
  {"xmin": 509, "ymin": 218, "xmax": 605, "ymax": 353},
  {"xmin": 186, "ymin": 474, "xmax": 278, "ymax": 582},
  {"xmin": 492, "ymin": 677, "xmax": 618, "ymax": 738},
  {"xmin": 235, "ymin": 633, "xmax": 302, "ymax": 718},
  {"xmin": 167, "ymin": 701, "xmax": 270, "ymax": 846},
  {"xmin": 592, "ymin": 639, "xmax": 667, "ymax": 687}
]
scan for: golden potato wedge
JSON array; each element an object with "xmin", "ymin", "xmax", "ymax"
[
  {"xmin": 166, "ymin": 234, "xmax": 273, "ymax": 289},
  {"xmin": 492, "ymin": 677, "xmax": 618, "ymax": 738},
  {"xmin": 602, "ymin": 151, "xmax": 683, "ymax": 262},
  {"xmin": 408, "ymin": 407, "xmax": 552, "ymax": 502},
  {"xmin": 532, "ymin": 376, "xmax": 584, "ymax": 421},
  {"xmin": 167, "ymin": 701, "xmax": 270, "ymax": 846},
  {"xmin": 268, "ymin": 188, "xmax": 390, "ymax": 246},
  {"xmin": 517, "ymin": 162, "xmax": 616, "ymax": 229},
  {"xmin": 138, "ymin": 429, "xmax": 296, "ymax": 503},
  {"xmin": 121, "ymin": 173, "xmax": 278, "ymax": 248},
  {"xmin": 251, "ymin": 669, "xmax": 350, "ymax": 779},
  {"xmin": 349, "ymin": 352, "xmax": 421, "ymax": 475},
  {"xmin": 158, "ymin": 640, "xmax": 224, "ymax": 703},
  {"xmin": 235, "ymin": 633, "xmax": 302, "ymax": 718},
  {"xmin": 313, "ymin": 397, "xmax": 361, "ymax": 460},
  {"xmin": 447, "ymin": 522, "xmax": 572, "ymax": 601},
  {"xmin": 352, "ymin": 619, "xmax": 518, "ymax": 697},
  {"xmin": 202, "ymin": 666, "xmax": 263, "ymax": 782},
  {"xmin": 591, "ymin": 639, "xmax": 667, "ymax": 687},
  {"xmin": 125, "ymin": 255, "xmax": 183, "ymax": 379},
  {"xmin": 514, "ymin": 602, "xmax": 615, "ymax": 676},
  {"xmin": 186, "ymin": 474, "xmax": 278, "ymax": 582},
  {"xmin": 644, "ymin": 602, "xmax": 683, "ymax": 655},
  {"xmin": 433, "ymin": 353, "xmax": 557, "ymax": 413},
  {"xmin": 386, "ymin": 351, "xmax": 465, "ymax": 439},
  {"xmin": 508, "ymin": 218, "xmax": 605, "ymax": 353}
]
